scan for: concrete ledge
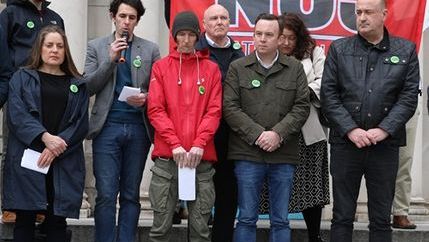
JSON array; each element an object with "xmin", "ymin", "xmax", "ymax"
[{"xmin": 2, "ymin": 219, "xmax": 429, "ymax": 242}]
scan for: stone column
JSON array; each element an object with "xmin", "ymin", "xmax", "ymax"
[{"xmin": 410, "ymin": 27, "xmax": 429, "ymax": 221}]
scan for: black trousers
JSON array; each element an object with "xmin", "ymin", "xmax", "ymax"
[
  {"xmin": 211, "ymin": 124, "xmax": 237, "ymax": 242},
  {"xmin": 330, "ymin": 143, "xmax": 399, "ymax": 242},
  {"xmin": 14, "ymin": 168, "xmax": 68, "ymax": 242}
]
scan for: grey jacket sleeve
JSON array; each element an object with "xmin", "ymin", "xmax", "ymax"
[{"xmin": 83, "ymin": 40, "xmax": 116, "ymax": 96}]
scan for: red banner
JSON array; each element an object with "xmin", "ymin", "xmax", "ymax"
[{"xmin": 169, "ymin": 0, "xmax": 426, "ymax": 54}]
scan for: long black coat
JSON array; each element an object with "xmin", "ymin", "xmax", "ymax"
[{"xmin": 2, "ymin": 68, "xmax": 88, "ymax": 218}]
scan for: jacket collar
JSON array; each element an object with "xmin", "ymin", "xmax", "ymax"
[
  {"xmin": 168, "ymin": 47, "xmax": 210, "ymax": 60},
  {"xmin": 357, "ymin": 26, "xmax": 390, "ymax": 52},
  {"xmin": 244, "ymin": 51, "xmax": 291, "ymax": 67},
  {"xmin": 195, "ymin": 33, "xmax": 239, "ymax": 52},
  {"xmin": 22, "ymin": 68, "xmax": 85, "ymax": 86},
  {"xmin": 244, "ymin": 52, "xmax": 291, "ymax": 77}
]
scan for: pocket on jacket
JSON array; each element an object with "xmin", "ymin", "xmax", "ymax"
[
  {"xmin": 383, "ymin": 55, "xmax": 408, "ymax": 79},
  {"xmin": 343, "ymin": 102, "xmax": 362, "ymax": 123},
  {"xmin": 238, "ymin": 79, "xmax": 260, "ymax": 108},
  {"xmin": 196, "ymin": 168, "xmax": 215, "ymax": 214},
  {"xmin": 275, "ymin": 81, "xmax": 297, "ymax": 112},
  {"xmin": 275, "ymin": 80, "xmax": 296, "ymax": 91},
  {"xmin": 149, "ymin": 165, "xmax": 173, "ymax": 213}
]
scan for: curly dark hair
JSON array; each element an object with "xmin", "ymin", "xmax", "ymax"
[
  {"xmin": 109, "ymin": 0, "xmax": 146, "ymax": 21},
  {"xmin": 278, "ymin": 13, "xmax": 315, "ymax": 60}
]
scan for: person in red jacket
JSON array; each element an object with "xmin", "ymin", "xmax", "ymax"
[{"xmin": 147, "ymin": 11, "xmax": 222, "ymax": 242}]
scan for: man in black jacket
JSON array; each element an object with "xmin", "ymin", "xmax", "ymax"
[
  {"xmin": 194, "ymin": 4, "xmax": 244, "ymax": 242},
  {"xmin": 320, "ymin": 0, "xmax": 419, "ymax": 241}
]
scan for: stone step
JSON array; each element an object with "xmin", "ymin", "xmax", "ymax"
[{"xmin": 2, "ymin": 219, "xmax": 429, "ymax": 242}]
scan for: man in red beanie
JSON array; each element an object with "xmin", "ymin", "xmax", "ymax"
[{"xmin": 147, "ymin": 11, "xmax": 222, "ymax": 242}]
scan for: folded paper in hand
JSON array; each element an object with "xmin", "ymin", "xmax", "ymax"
[
  {"xmin": 178, "ymin": 166, "xmax": 196, "ymax": 201},
  {"xmin": 118, "ymin": 86, "xmax": 141, "ymax": 101},
  {"xmin": 21, "ymin": 149, "xmax": 49, "ymax": 174}
]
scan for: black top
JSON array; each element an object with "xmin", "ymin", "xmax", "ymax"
[{"xmin": 38, "ymin": 71, "xmax": 69, "ymax": 135}]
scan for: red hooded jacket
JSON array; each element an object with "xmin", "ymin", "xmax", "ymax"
[{"xmin": 148, "ymin": 48, "xmax": 222, "ymax": 162}]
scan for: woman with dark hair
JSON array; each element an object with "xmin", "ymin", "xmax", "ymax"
[
  {"xmin": 2, "ymin": 25, "xmax": 88, "ymax": 242},
  {"xmin": 279, "ymin": 13, "xmax": 330, "ymax": 242}
]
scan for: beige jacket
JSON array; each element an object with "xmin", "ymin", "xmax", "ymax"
[{"xmin": 301, "ymin": 46, "xmax": 328, "ymax": 145}]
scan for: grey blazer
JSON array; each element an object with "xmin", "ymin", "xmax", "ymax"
[{"xmin": 84, "ymin": 33, "xmax": 160, "ymax": 140}]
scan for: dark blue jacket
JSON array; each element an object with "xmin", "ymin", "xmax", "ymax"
[
  {"xmin": 195, "ymin": 34, "xmax": 244, "ymax": 162},
  {"xmin": 0, "ymin": 0, "xmax": 64, "ymax": 70},
  {"xmin": 0, "ymin": 25, "xmax": 12, "ymax": 107},
  {"xmin": 2, "ymin": 68, "xmax": 89, "ymax": 218}
]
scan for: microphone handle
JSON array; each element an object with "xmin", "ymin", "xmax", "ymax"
[{"xmin": 119, "ymin": 49, "xmax": 126, "ymax": 63}]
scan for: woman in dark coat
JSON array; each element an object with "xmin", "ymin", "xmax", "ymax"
[{"xmin": 2, "ymin": 25, "xmax": 88, "ymax": 242}]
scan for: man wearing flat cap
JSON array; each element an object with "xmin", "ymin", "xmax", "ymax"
[{"xmin": 147, "ymin": 11, "xmax": 222, "ymax": 242}]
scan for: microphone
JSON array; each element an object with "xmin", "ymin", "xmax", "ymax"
[{"xmin": 118, "ymin": 31, "xmax": 129, "ymax": 63}]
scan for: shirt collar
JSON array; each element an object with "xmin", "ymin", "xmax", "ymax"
[
  {"xmin": 205, "ymin": 33, "xmax": 231, "ymax": 48},
  {"xmin": 255, "ymin": 50, "xmax": 279, "ymax": 69}
]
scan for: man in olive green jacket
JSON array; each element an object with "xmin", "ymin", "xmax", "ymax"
[{"xmin": 223, "ymin": 13, "xmax": 310, "ymax": 242}]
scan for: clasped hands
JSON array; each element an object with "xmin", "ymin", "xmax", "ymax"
[
  {"xmin": 347, "ymin": 128, "xmax": 389, "ymax": 148},
  {"xmin": 37, "ymin": 132, "xmax": 68, "ymax": 168},
  {"xmin": 255, "ymin": 131, "xmax": 282, "ymax": 152},
  {"xmin": 172, "ymin": 146, "xmax": 204, "ymax": 168}
]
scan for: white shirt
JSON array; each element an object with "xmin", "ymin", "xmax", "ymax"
[
  {"xmin": 255, "ymin": 50, "xmax": 279, "ymax": 69},
  {"xmin": 205, "ymin": 33, "xmax": 231, "ymax": 48}
]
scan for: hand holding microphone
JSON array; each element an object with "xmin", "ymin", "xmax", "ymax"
[
  {"xmin": 118, "ymin": 31, "xmax": 129, "ymax": 63},
  {"xmin": 109, "ymin": 31, "xmax": 129, "ymax": 63}
]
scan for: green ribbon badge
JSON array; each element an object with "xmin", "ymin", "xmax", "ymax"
[
  {"xmin": 26, "ymin": 21, "xmax": 35, "ymax": 29},
  {"xmin": 198, "ymin": 86, "xmax": 205, "ymax": 95},
  {"xmin": 390, "ymin": 55, "xmax": 400, "ymax": 64},
  {"xmin": 232, "ymin": 42, "xmax": 241, "ymax": 50},
  {"xmin": 70, "ymin": 84, "xmax": 78, "ymax": 93},
  {"xmin": 133, "ymin": 55, "xmax": 142, "ymax": 68},
  {"xmin": 251, "ymin": 79, "xmax": 261, "ymax": 88}
]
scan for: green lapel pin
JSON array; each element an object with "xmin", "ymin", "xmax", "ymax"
[
  {"xmin": 198, "ymin": 86, "xmax": 205, "ymax": 95},
  {"xmin": 26, "ymin": 21, "xmax": 35, "ymax": 29},
  {"xmin": 390, "ymin": 55, "xmax": 400, "ymax": 64},
  {"xmin": 251, "ymin": 79, "xmax": 261, "ymax": 88},
  {"xmin": 133, "ymin": 55, "xmax": 142, "ymax": 68},
  {"xmin": 233, "ymin": 42, "xmax": 241, "ymax": 50},
  {"xmin": 70, "ymin": 84, "xmax": 78, "ymax": 93}
]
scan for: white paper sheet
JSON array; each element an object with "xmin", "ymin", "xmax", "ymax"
[
  {"xmin": 20, "ymin": 149, "xmax": 49, "ymax": 174},
  {"xmin": 178, "ymin": 166, "xmax": 196, "ymax": 201},
  {"xmin": 118, "ymin": 86, "xmax": 141, "ymax": 101}
]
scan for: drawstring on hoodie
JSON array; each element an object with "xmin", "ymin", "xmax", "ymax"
[{"xmin": 178, "ymin": 50, "xmax": 201, "ymax": 86}]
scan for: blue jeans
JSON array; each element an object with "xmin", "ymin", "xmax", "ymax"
[
  {"xmin": 92, "ymin": 121, "xmax": 151, "ymax": 242},
  {"xmin": 234, "ymin": 160, "xmax": 296, "ymax": 242},
  {"xmin": 330, "ymin": 143, "xmax": 399, "ymax": 242}
]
